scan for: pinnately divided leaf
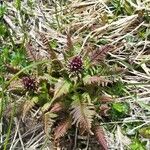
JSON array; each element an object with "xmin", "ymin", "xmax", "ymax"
[
  {"xmin": 39, "ymin": 32, "xmax": 57, "ymax": 60},
  {"xmin": 22, "ymin": 100, "xmax": 35, "ymax": 121},
  {"xmin": 53, "ymin": 80, "xmax": 71, "ymax": 100},
  {"xmin": 71, "ymin": 100, "xmax": 95, "ymax": 134},
  {"xmin": 54, "ymin": 118, "xmax": 71, "ymax": 140},
  {"xmin": 41, "ymin": 102, "xmax": 64, "ymax": 114},
  {"xmin": 90, "ymin": 44, "xmax": 113, "ymax": 64},
  {"xmin": 99, "ymin": 104, "xmax": 110, "ymax": 116},
  {"xmin": 25, "ymin": 41, "xmax": 37, "ymax": 61},
  {"xmin": 99, "ymin": 95, "xmax": 113, "ymax": 103},
  {"xmin": 94, "ymin": 126, "xmax": 108, "ymax": 150},
  {"xmin": 50, "ymin": 102, "xmax": 64, "ymax": 113},
  {"xmin": 83, "ymin": 75, "xmax": 112, "ymax": 86},
  {"xmin": 22, "ymin": 97, "xmax": 38, "ymax": 121},
  {"xmin": 44, "ymin": 112, "xmax": 58, "ymax": 138},
  {"xmin": 66, "ymin": 32, "xmax": 73, "ymax": 51}
]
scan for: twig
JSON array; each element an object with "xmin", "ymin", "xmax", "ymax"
[{"xmin": 73, "ymin": 127, "xmax": 78, "ymax": 150}]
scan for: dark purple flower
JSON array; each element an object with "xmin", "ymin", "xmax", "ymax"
[
  {"xmin": 22, "ymin": 76, "xmax": 37, "ymax": 91},
  {"xmin": 68, "ymin": 56, "xmax": 83, "ymax": 74}
]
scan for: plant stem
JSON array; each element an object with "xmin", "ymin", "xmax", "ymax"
[
  {"xmin": 100, "ymin": 119, "xmax": 145, "ymax": 125},
  {"xmin": 54, "ymin": 0, "xmax": 61, "ymax": 30}
]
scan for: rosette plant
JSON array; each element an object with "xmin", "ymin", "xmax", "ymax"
[{"xmin": 6, "ymin": 32, "xmax": 124, "ymax": 149}]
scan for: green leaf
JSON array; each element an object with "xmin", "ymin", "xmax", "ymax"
[
  {"xmin": 0, "ymin": 5, "xmax": 6, "ymax": 17},
  {"xmin": 15, "ymin": 0, "xmax": 21, "ymax": 10},
  {"xmin": 139, "ymin": 126, "xmax": 150, "ymax": 139},
  {"xmin": 41, "ymin": 102, "xmax": 52, "ymax": 113},
  {"xmin": 120, "ymin": 60, "xmax": 134, "ymax": 70},
  {"xmin": 50, "ymin": 39, "xmax": 58, "ymax": 49},
  {"xmin": 53, "ymin": 79, "xmax": 71, "ymax": 100},
  {"xmin": 0, "ymin": 97, "xmax": 7, "ymax": 115},
  {"xmin": 42, "ymin": 74, "xmax": 59, "ymax": 84},
  {"xmin": 129, "ymin": 139, "xmax": 146, "ymax": 150},
  {"xmin": 111, "ymin": 102, "xmax": 129, "ymax": 119},
  {"xmin": 0, "ymin": 23, "xmax": 7, "ymax": 36},
  {"xmin": 113, "ymin": 103, "xmax": 127, "ymax": 113},
  {"xmin": 44, "ymin": 112, "xmax": 58, "ymax": 138},
  {"xmin": 32, "ymin": 96, "xmax": 39, "ymax": 103},
  {"xmin": 138, "ymin": 101, "xmax": 150, "ymax": 112},
  {"xmin": 107, "ymin": 81, "xmax": 126, "ymax": 96},
  {"xmin": 97, "ymin": 39, "xmax": 109, "ymax": 45},
  {"xmin": 1, "ymin": 47, "xmax": 10, "ymax": 62}
]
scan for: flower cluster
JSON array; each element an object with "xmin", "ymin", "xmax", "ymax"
[
  {"xmin": 68, "ymin": 56, "xmax": 83, "ymax": 74},
  {"xmin": 22, "ymin": 76, "xmax": 37, "ymax": 91}
]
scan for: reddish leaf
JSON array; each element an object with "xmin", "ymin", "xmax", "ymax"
[
  {"xmin": 5, "ymin": 64, "xmax": 20, "ymax": 74},
  {"xmin": 94, "ymin": 126, "xmax": 108, "ymax": 150},
  {"xmin": 90, "ymin": 45, "xmax": 113, "ymax": 64},
  {"xmin": 54, "ymin": 119, "xmax": 71, "ymax": 140},
  {"xmin": 39, "ymin": 32, "xmax": 49, "ymax": 48},
  {"xmin": 50, "ymin": 102, "xmax": 64, "ymax": 113},
  {"xmin": 83, "ymin": 75, "xmax": 112, "ymax": 86},
  {"xmin": 25, "ymin": 41, "xmax": 37, "ymax": 61},
  {"xmin": 66, "ymin": 32, "xmax": 73, "ymax": 51},
  {"xmin": 110, "ymin": 66, "xmax": 126, "ymax": 75},
  {"xmin": 99, "ymin": 104, "xmax": 110, "ymax": 116},
  {"xmin": 39, "ymin": 32, "xmax": 57, "ymax": 60},
  {"xmin": 99, "ymin": 95, "xmax": 113, "ymax": 103},
  {"xmin": 71, "ymin": 100, "xmax": 95, "ymax": 135}
]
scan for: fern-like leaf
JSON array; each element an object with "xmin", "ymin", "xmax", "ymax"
[
  {"xmin": 25, "ymin": 41, "xmax": 37, "ymax": 61},
  {"xmin": 99, "ymin": 95, "xmax": 113, "ymax": 103},
  {"xmin": 66, "ymin": 32, "xmax": 73, "ymax": 51},
  {"xmin": 39, "ymin": 32, "xmax": 63, "ymax": 69},
  {"xmin": 54, "ymin": 118, "xmax": 71, "ymax": 140},
  {"xmin": 22, "ymin": 97, "xmax": 38, "ymax": 121},
  {"xmin": 50, "ymin": 102, "xmax": 64, "ymax": 113},
  {"xmin": 94, "ymin": 126, "xmax": 108, "ymax": 150},
  {"xmin": 39, "ymin": 32, "xmax": 49, "ymax": 48},
  {"xmin": 5, "ymin": 64, "xmax": 20, "ymax": 74},
  {"xmin": 39, "ymin": 32, "xmax": 57, "ymax": 60},
  {"xmin": 4, "ymin": 100, "xmax": 23, "ymax": 119},
  {"xmin": 99, "ymin": 104, "xmax": 110, "ymax": 116},
  {"xmin": 90, "ymin": 45, "xmax": 113, "ymax": 64},
  {"xmin": 53, "ymin": 79, "xmax": 71, "ymax": 100},
  {"xmin": 110, "ymin": 66, "xmax": 126, "ymax": 74},
  {"xmin": 44, "ymin": 112, "xmax": 57, "ymax": 138},
  {"xmin": 22, "ymin": 101, "xmax": 34, "ymax": 121},
  {"xmin": 83, "ymin": 75, "xmax": 112, "ymax": 86},
  {"xmin": 41, "ymin": 81, "xmax": 71, "ymax": 113},
  {"xmin": 71, "ymin": 100, "xmax": 95, "ymax": 134}
]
